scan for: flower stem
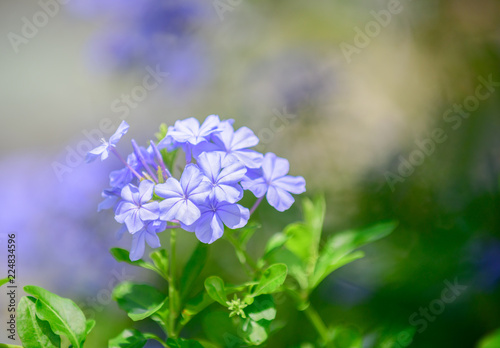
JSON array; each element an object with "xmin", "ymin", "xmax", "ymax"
[
  {"xmin": 303, "ymin": 305, "xmax": 331, "ymax": 347},
  {"xmin": 249, "ymin": 196, "xmax": 264, "ymax": 215},
  {"xmin": 168, "ymin": 229, "xmax": 178, "ymax": 338},
  {"xmin": 111, "ymin": 147, "xmax": 142, "ymax": 180}
]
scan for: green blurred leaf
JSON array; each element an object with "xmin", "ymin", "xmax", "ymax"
[
  {"xmin": 110, "ymin": 248, "xmax": 164, "ymax": 278},
  {"xmin": 269, "ymin": 249, "xmax": 308, "ymax": 289},
  {"xmin": 112, "ymin": 282, "xmax": 166, "ymax": 321},
  {"xmin": 478, "ymin": 328, "xmax": 500, "ymax": 348},
  {"xmin": 204, "ymin": 276, "xmax": 228, "ymax": 306},
  {"xmin": 0, "ymin": 277, "xmax": 9, "ymax": 287},
  {"xmin": 150, "ymin": 249, "xmax": 169, "ymax": 278},
  {"xmin": 374, "ymin": 326, "xmax": 416, "ymax": 348},
  {"xmin": 330, "ymin": 326, "xmax": 363, "ymax": 348},
  {"xmin": 166, "ymin": 338, "xmax": 204, "ymax": 348},
  {"xmin": 284, "ymin": 196, "xmax": 325, "ymax": 274},
  {"xmin": 24, "ymin": 285, "xmax": 87, "ymax": 348},
  {"xmin": 109, "ymin": 329, "xmax": 147, "ymax": 348},
  {"xmin": 252, "ymin": 264, "xmax": 287, "ymax": 296},
  {"xmin": 238, "ymin": 223, "xmax": 261, "ymax": 248},
  {"xmin": 241, "ymin": 319, "xmax": 269, "ymax": 346},
  {"xmin": 18, "ymin": 296, "xmax": 61, "ymax": 348},
  {"xmin": 263, "ymin": 233, "xmax": 289, "ymax": 260},
  {"xmin": 180, "ymin": 244, "xmax": 209, "ymax": 301},
  {"xmin": 181, "ymin": 291, "xmax": 215, "ymax": 325},
  {"xmin": 240, "ymin": 295, "xmax": 276, "ymax": 345},
  {"xmin": 310, "ymin": 221, "xmax": 397, "ymax": 290},
  {"xmin": 202, "ymin": 311, "xmax": 241, "ymax": 347}
]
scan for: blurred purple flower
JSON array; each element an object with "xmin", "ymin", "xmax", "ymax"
[
  {"xmin": 85, "ymin": 121, "xmax": 129, "ymax": 163},
  {"xmin": 130, "ymin": 220, "xmax": 166, "ymax": 261}
]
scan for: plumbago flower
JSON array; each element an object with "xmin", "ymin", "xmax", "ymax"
[{"xmin": 87, "ymin": 115, "xmax": 306, "ymax": 260}]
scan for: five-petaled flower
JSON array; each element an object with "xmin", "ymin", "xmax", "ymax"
[
  {"xmin": 242, "ymin": 153, "xmax": 306, "ymax": 212},
  {"xmin": 115, "ymin": 180, "xmax": 160, "ymax": 233},
  {"xmin": 155, "ymin": 164, "xmax": 212, "ymax": 225}
]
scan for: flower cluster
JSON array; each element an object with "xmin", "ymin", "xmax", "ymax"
[{"xmin": 87, "ymin": 116, "xmax": 306, "ymax": 260}]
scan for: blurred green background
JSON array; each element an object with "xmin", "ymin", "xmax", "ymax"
[{"xmin": 0, "ymin": 0, "xmax": 499, "ymax": 347}]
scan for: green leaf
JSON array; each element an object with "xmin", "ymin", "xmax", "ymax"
[
  {"xmin": 0, "ymin": 344, "xmax": 23, "ymax": 348},
  {"xmin": 112, "ymin": 282, "xmax": 166, "ymax": 321},
  {"xmin": 330, "ymin": 326, "xmax": 363, "ymax": 348},
  {"xmin": 109, "ymin": 329, "xmax": 148, "ymax": 348},
  {"xmin": 310, "ymin": 221, "xmax": 397, "ymax": 290},
  {"xmin": 85, "ymin": 319, "xmax": 96, "ymax": 336},
  {"xmin": 284, "ymin": 196, "xmax": 325, "ymax": 274},
  {"xmin": 24, "ymin": 285, "xmax": 87, "ymax": 348},
  {"xmin": 180, "ymin": 244, "xmax": 209, "ymax": 301},
  {"xmin": 0, "ymin": 277, "xmax": 9, "ymax": 287},
  {"xmin": 166, "ymin": 338, "xmax": 204, "ymax": 348},
  {"xmin": 238, "ymin": 223, "xmax": 261, "ymax": 247},
  {"xmin": 202, "ymin": 311, "xmax": 242, "ymax": 347},
  {"xmin": 181, "ymin": 291, "xmax": 215, "ymax": 325},
  {"xmin": 204, "ymin": 276, "xmax": 228, "ymax": 306},
  {"xmin": 262, "ymin": 233, "xmax": 289, "ymax": 260},
  {"xmin": 17, "ymin": 296, "xmax": 61, "ymax": 348},
  {"xmin": 373, "ymin": 326, "xmax": 416, "ymax": 347},
  {"xmin": 150, "ymin": 249, "xmax": 169, "ymax": 277},
  {"xmin": 478, "ymin": 328, "xmax": 500, "ymax": 348},
  {"xmin": 252, "ymin": 264, "xmax": 288, "ymax": 296},
  {"xmin": 244, "ymin": 295, "xmax": 276, "ymax": 322},
  {"xmin": 110, "ymin": 248, "xmax": 163, "ymax": 277}
]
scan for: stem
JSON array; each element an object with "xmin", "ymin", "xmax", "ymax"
[
  {"xmin": 304, "ymin": 305, "xmax": 331, "ymax": 347},
  {"xmin": 150, "ymin": 140, "xmax": 172, "ymax": 179},
  {"xmin": 168, "ymin": 229, "xmax": 178, "ymax": 338},
  {"xmin": 111, "ymin": 147, "xmax": 142, "ymax": 180},
  {"xmin": 225, "ymin": 233, "xmax": 259, "ymax": 273},
  {"xmin": 249, "ymin": 196, "xmax": 264, "ymax": 215}
]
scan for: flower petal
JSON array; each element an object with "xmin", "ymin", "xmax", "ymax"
[
  {"xmin": 266, "ymin": 186, "xmax": 295, "ymax": 212},
  {"xmin": 218, "ymin": 202, "xmax": 249, "ymax": 229},
  {"xmin": 273, "ymin": 175, "xmax": 306, "ymax": 194},
  {"xmin": 130, "ymin": 231, "xmax": 146, "ymax": 261},
  {"xmin": 109, "ymin": 121, "xmax": 130, "ymax": 145}
]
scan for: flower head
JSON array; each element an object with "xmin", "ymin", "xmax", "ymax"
[
  {"xmin": 86, "ymin": 121, "xmax": 129, "ymax": 163},
  {"xmin": 155, "ymin": 164, "xmax": 211, "ymax": 225},
  {"xmin": 242, "ymin": 153, "xmax": 306, "ymax": 212},
  {"xmin": 115, "ymin": 180, "xmax": 160, "ymax": 233}
]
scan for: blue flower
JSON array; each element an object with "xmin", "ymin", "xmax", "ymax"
[
  {"xmin": 182, "ymin": 198, "xmax": 249, "ymax": 244},
  {"xmin": 86, "ymin": 121, "xmax": 129, "ymax": 163},
  {"xmin": 155, "ymin": 164, "xmax": 211, "ymax": 225},
  {"xmin": 115, "ymin": 180, "xmax": 160, "ymax": 233},
  {"xmin": 199, "ymin": 122, "xmax": 263, "ymax": 169},
  {"xmin": 197, "ymin": 152, "xmax": 246, "ymax": 204},
  {"xmin": 242, "ymin": 153, "xmax": 306, "ymax": 212},
  {"xmin": 130, "ymin": 220, "xmax": 166, "ymax": 261},
  {"xmin": 166, "ymin": 115, "xmax": 221, "ymax": 146},
  {"xmin": 98, "ymin": 187, "xmax": 121, "ymax": 212}
]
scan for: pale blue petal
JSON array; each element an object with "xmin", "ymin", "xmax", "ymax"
[
  {"xmin": 130, "ymin": 231, "xmax": 146, "ymax": 261},
  {"xmin": 273, "ymin": 175, "xmax": 306, "ymax": 194},
  {"xmin": 266, "ymin": 186, "xmax": 295, "ymax": 212}
]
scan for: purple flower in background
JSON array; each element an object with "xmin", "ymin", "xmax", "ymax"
[
  {"xmin": 242, "ymin": 153, "xmax": 306, "ymax": 212},
  {"xmin": 156, "ymin": 164, "xmax": 211, "ymax": 224},
  {"xmin": 197, "ymin": 152, "xmax": 246, "ymax": 204},
  {"xmin": 167, "ymin": 115, "xmax": 221, "ymax": 145},
  {"xmin": 130, "ymin": 220, "xmax": 166, "ymax": 261},
  {"xmin": 200, "ymin": 122, "xmax": 264, "ymax": 169},
  {"xmin": 115, "ymin": 180, "xmax": 160, "ymax": 233},
  {"xmin": 86, "ymin": 121, "xmax": 129, "ymax": 163},
  {"xmin": 182, "ymin": 198, "xmax": 249, "ymax": 244}
]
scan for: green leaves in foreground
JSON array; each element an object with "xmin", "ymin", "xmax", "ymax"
[
  {"xmin": 265, "ymin": 195, "xmax": 397, "ymax": 294},
  {"xmin": 477, "ymin": 328, "xmax": 500, "ymax": 348},
  {"xmin": 112, "ymin": 282, "xmax": 166, "ymax": 321},
  {"xmin": 17, "ymin": 285, "xmax": 93, "ymax": 348}
]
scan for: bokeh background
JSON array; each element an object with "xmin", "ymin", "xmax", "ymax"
[{"xmin": 1, "ymin": 0, "xmax": 500, "ymax": 347}]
